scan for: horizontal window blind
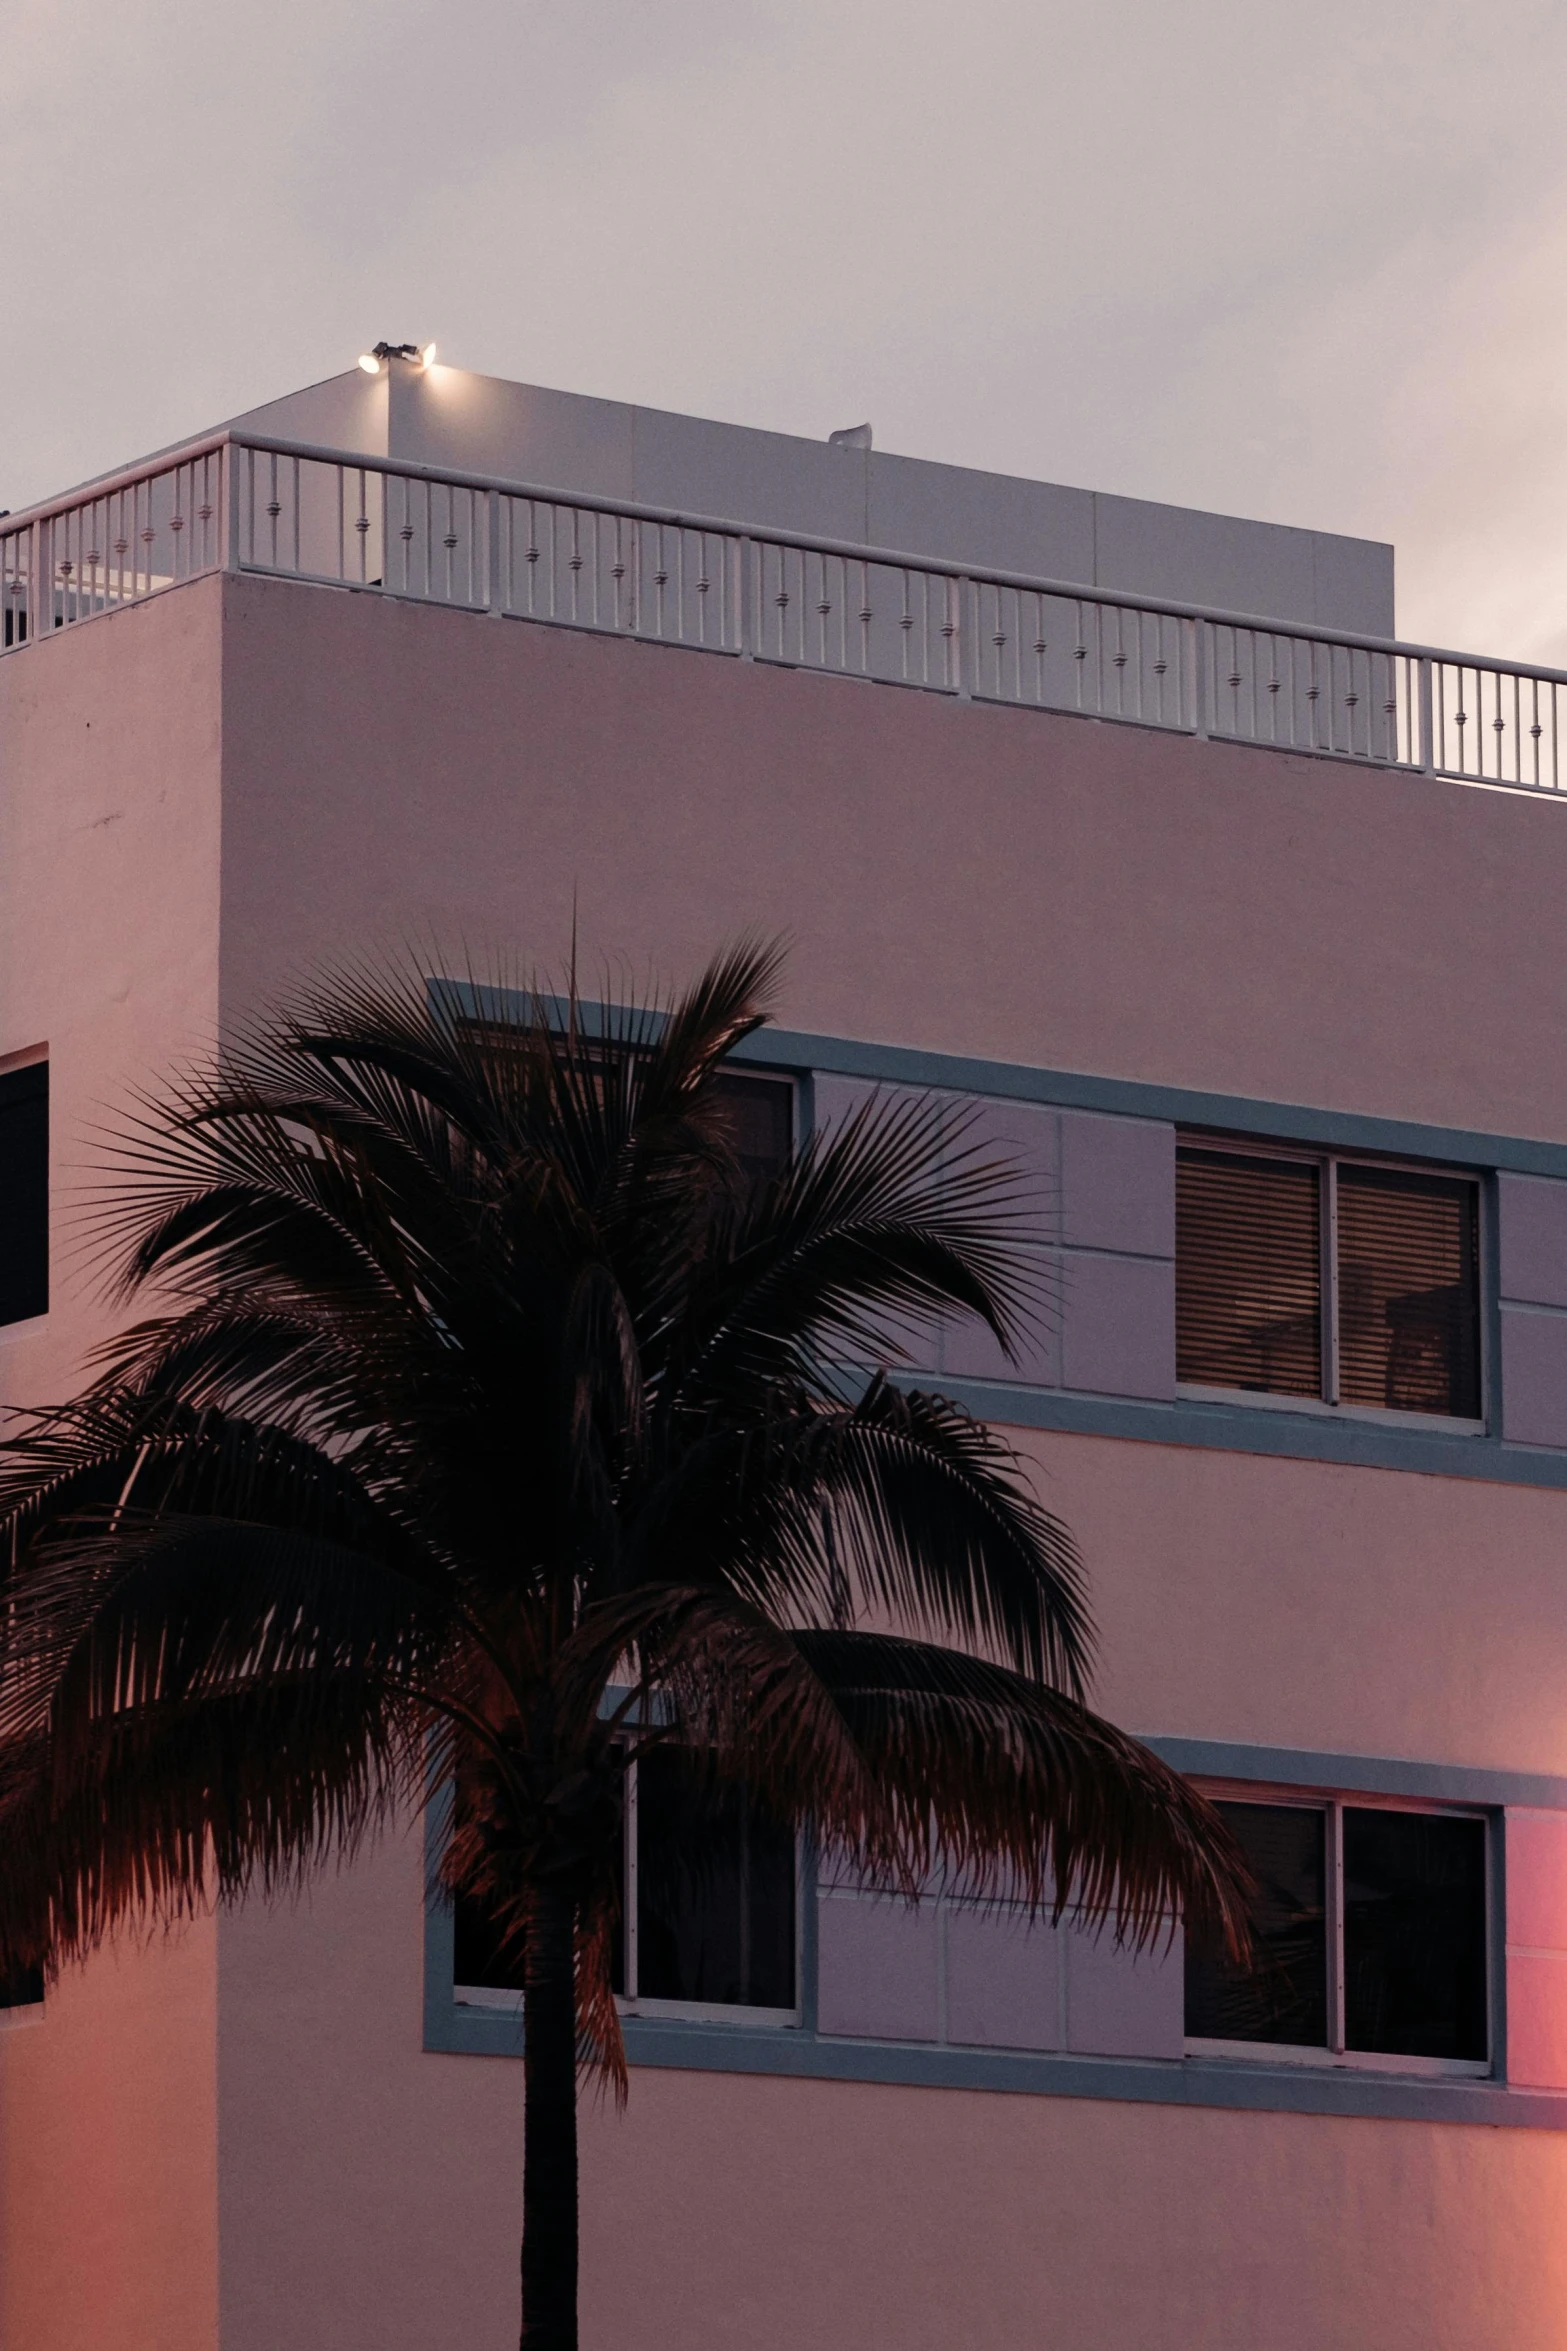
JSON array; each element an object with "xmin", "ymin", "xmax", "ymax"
[
  {"xmin": 1336, "ymin": 1166, "xmax": 1480, "ymax": 1418},
  {"xmin": 1176, "ymin": 1149, "xmax": 1321, "ymax": 1397}
]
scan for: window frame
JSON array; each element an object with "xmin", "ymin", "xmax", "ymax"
[
  {"xmin": 613, "ymin": 1752, "xmax": 805, "ymax": 2029},
  {"xmin": 452, "ymin": 1750, "xmax": 806, "ymax": 2032},
  {"xmin": 0, "ymin": 1051, "xmax": 49, "ymax": 1333},
  {"xmin": 1175, "ymin": 1133, "xmax": 1487, "ymax": 1431},
  {"xmin": 1184, "ymin": 1783, "xmax": 1494, "ymax": 2079}
]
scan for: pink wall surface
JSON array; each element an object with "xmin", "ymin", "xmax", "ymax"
[
  {"xmin": 1022, "ymin": 1431, "xmax": 1567, "ymax": 1775},
  {"xmin": 205, "ymin": 1430, "xmax": 1567, "ymax": 2351},
  {"xmin": 219, "ymin": 571, "xmax": 1567, "ymax": 1141},
  {"xmin": 0, "ymin": 581, "xmax": 224, "ymax": 1408},
  {"xmin": 13, "ymin": 577, "xmax": 1567, "ymax": 2349},
  {"xmin": 0, "ymin": 588, "xmax": 226, "ymax": 2349},
  {"xmin": 200, "ymin": 577, "xmax": 1567, "ymax": 2346},
  {"xmin": 0, "ymin": 1927, "xmax": 220, "ymax": 2351},
  {"xmin": 1507, "ymin": 1811, "xmax": 1567, "ymax": 2089},
  {"xmin": 210, "ymin": 1822, "xmax": 1567, "ymax": 2351}
]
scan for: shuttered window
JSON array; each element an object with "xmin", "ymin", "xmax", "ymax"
[
  {"xmin": 1337, "ymin": 1167, "xmax": 1479, "ymax": 1418},
  {"xmin": 1176, "ymin": 1150, "xmax": 1321, "ymax": 1397},
  {"xmin": 1176, "ymin": 1139, "xmax": 1481, "ymax": 1420},
  {"xmin": 0, "ymin": 1061, "xmax": 48, "ymax": 1328}
]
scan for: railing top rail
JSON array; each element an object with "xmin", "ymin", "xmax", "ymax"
[
  {"xmin": 6, "ymin": 427, "xmax": 1566, "ymax": 690},
  {"xmin": 1, "ymin": 433, "xmax": 232, "ymax": 533}
]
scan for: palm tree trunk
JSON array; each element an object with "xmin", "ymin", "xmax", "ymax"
[{"xmin": 520, "ymin": 1884, "xmax": 579, "ymax": 2351}]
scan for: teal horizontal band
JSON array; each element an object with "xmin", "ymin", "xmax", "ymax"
[
  {"xmin": 1144, "ymin": 1734, "xmax": 1567, "ymax": 1812},
  {"xmin": 732, "ymin": 1025, "xmax": 1567, "ymax": 1182},
  {"xmin": 425, "ymin": 985, "xmax": 1567, "ymax": 1483},
  {"xmin": 923, "ymin": 1375, "xmax": 1567, "ymax": 1489},
  {"xmin": 425, "ymin": 1998, "xmax": 1566, "ymax": 2131},
  {"xmin": 432, "ymin": 979, "xmax": 1567, "ymax": 1182}
]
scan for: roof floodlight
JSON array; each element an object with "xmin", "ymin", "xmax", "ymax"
[
  {"xmin": 358, "ymin": 352, "xmax": 383, "ymax": 375},
  {"xmin": 421, "ymin": 342, "xmax": 438, "ymax": 368}
]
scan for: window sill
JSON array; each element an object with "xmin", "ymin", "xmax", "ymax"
[
  {"xmin": 1176, "ymin": 1384, "xmax": 1486, "ymax": 1437},
  {"xmin": 621, "ymin": 1998, "xmax": 802, "ymax": 2030},
  {"xmin": 454, "ymin": 1984, "xmax": 801, "ymax": 2031},
  {"xmin": 1186, "ymin": 2037, "xmax": 1490, "ymax": 2079}
]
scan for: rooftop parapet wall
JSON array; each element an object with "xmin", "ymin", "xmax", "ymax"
[
  {"xmin": 211, "ymin": 570, "xmax": 1567, "ymax": 1144},
  {"xmin": 226, "ymin": 363, "xmax": 1395, "ymax": 636}
]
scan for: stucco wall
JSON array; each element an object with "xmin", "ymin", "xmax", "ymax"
[
  {"xmin": 218, "ymin": 572, "xmax": 1567, "ymax": 1143},
  {"xmin": 0, "ymin": 584, "xmax": 225, "ymax": 2351},
  {"xmin": 212, "ymin": 1816, "xmax": 1567, "ymax": 2351},
  {"xmin": 11, "ymin": 572, "xmax": 1567, "ymax": 2349},
  {"xmin": 212, "ymin": 1427, "xmax": 1567, "ymax": 2351}
]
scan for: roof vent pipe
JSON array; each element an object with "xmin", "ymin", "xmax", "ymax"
[{"xmin": 827, "ymin": 422, "xmax": 873, "ymax": 450}]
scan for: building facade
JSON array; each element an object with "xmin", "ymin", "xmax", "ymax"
[{"xmin": 5, "ymin": 358, "xmax": 1567, "ymax": 2349}]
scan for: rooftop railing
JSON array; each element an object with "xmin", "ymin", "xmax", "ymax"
[{"xmin": 3, "ymin": 431, "xmax": 1563, "ymax": 797}]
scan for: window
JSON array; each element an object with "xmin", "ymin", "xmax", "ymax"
[
  {"xmin": 709, "ymin": 1071, "xmax": 793, "ymax": 1191},
  {"xmin": 455, "ymin": 1019, "xmax": 794, "ymax": 1196},
  {"xmin": 453, "ymin": 1750, "xmax": 798, "ymax": 2021},
  {"xmin": 625, "ymin": 1749, "xmax": 796, "ymax": 2012},
  {"xmin": 1185, "ymin": 1797, "xmax": 1489, "ymax": 2070},
  {"xmin": 0, "ymin": 1060, "xmax": 48, "ymax": 1327},
  {"xmin": 1176, "ymin": 1142, "xmax": 1480, "ymax": 1419},
  {"xmin": 0, "ymin": 1963, "xmax": 43, "ymax": 2012}
]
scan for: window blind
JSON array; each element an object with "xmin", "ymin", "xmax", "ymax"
[
  {"xmin": 1175, "ymin": 1149, "xmax": 1321, "ymax": 1396},
  {"xmin": 0, "ymin": 1061, "xmax": 48, "ymax": 1328},
  {"xmin": 1336, "ymin": 1166, "xmax": 1480, "ymax": 1418}
]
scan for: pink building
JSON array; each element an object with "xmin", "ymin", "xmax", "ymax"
[{"xmin": 5, "ymin": 354, "xmax": 1567, "ymax": 2349}]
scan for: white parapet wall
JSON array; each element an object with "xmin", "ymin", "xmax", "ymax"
[{"xmin": 226, "ymin": 360, "xmax": 1396, "ymax": 636}]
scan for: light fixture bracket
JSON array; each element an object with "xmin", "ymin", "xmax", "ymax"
[{"xmin": 357, "ymin": 340, "xmax": 437, "ymax": 375}]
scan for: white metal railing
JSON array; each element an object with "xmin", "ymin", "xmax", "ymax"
[{"xmin": 3, "ymin": 432, "xmax": 1564, "ymax": 798}]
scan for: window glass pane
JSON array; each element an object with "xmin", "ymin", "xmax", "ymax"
[
  {"xmin": 0, "ymin": 1962, "xmax": 43, "ymax": 2010},
  {"xmin": 1343, "ymin": 1809, "xmax": 1487, "ymax": 2060},
  {"xmin": 1185, "ymin": 1802, "xmax": 1328, "ymax": 2045},
  {"xmin": 636, "ymin": 1749, "xmax": 795, "ymax": 2009},
  {"xmin": 0, "ymin": 1063, "xmax": 48, "ymax": 1328},
  {"xmin": 1176, "ymin": 1149, "xmax": 1321, "ymax": 1398},
  {"xmin": 710, "ymin": 1071, "xmax": 793, "ymax": 1188},
  {"xmin": 1336, "ymin": 1168, "xmax": 1480, "ymax": 1418},
  {"xmin": 451, "ymin": 1887, "xmax": 525, "ymax": 1993}
]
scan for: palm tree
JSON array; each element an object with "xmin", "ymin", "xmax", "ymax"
[{"xmin": 0, "ymin": 941, "xmax": 1246, "ymax": 2351}]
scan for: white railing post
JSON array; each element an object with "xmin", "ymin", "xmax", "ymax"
[
  {"xmin": 224, "ymin": 443, "xmax": 243, "ymax": 572},
  {"xmin": 957, "ymin": 575, "xmax": 975, "ymax": 700},
  {"xmin": 486, "ymin": 489, "xmax": 503, "ymax": 617},
  {"xmin": 1191, "ymin": 615, "xmax": 1209, "ymax": 738},
  {"xmin": 739, "ymin": 535, "xmax": 755, "ymax": 659},
  {"xmin": 1418, "ymin": 655, "xmax": 1435, "ymax": 776}
]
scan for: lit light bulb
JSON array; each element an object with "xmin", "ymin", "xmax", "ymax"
[
  {"xmin": 358, "ymin": 353, "xmax": 383, "ymax": 375},
  {"xmin": 421, "ymin": 342, "xmax": 438, "ymax": 368}
]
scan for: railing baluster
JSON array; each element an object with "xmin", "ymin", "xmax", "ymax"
[{"xmin": 6, "ymin": 429, "xmax": 1567, "ymax": 807}]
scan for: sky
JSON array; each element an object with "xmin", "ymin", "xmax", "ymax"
[{"xmin": 6, "ymin": 0, "xmax": 1567, "ymax": 662}]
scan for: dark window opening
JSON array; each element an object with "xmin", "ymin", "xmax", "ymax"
[
  {"xmin": 634, "ymin": 1747, "xmax": 795, "ymax": 2009},
  {"xmin": 1185, "ymin": 1802, "xmax": 1328, "ymax": 2047},
  {"xmin": 1185, "ymin": 1797, "xmax": 1488, "ymax": 2065},
  {"xmin": 1343, "ymin": 1807, "xmax": 1487, "ymax": 2061},
  {"xmin": 0, "ymin": 1962, "xmax": 44, "ymax": 2011},
  {"xmin": 451, "ymin": 1749, "xmax": 796, "ymax": 2014},
  {"xmin": 710, "ymin": 1071, "xmax": 793, "ymax": 1191},
  {"xmin": 0, "ymin": 1061, "xmax": 48, "ymax": 1327}
]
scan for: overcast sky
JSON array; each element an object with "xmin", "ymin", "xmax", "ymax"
[{"xmin": 6, "ymin": 0, "xmax": 1567, "ymax": 660}]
